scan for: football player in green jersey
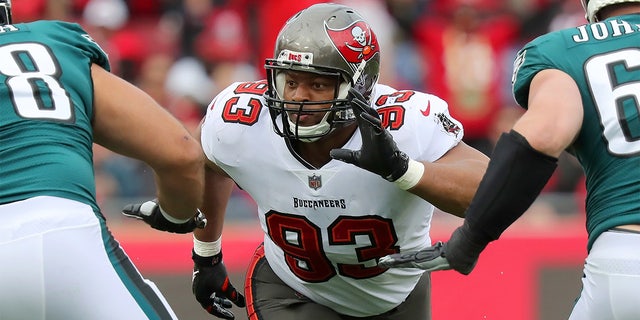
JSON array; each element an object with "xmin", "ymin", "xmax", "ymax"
[
  {"xmin": 379, "ymin": 1, "xmax": 640, "ymax": 318},
  {"xmin": 0, "ymin": 1, "xmax": 205, "ymax": 319}
]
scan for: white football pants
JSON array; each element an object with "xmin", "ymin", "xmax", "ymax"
[
  {"xmin": 568, "ymin": 228, "xmax": 640, "ymax": 320},
  {"xmin": 0, "ymin": 196, "xmax": 178, "ymax": 320}
]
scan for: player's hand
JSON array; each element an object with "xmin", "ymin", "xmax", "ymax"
[
  {"xmin": 122, "ymin": 199, "xmax": 206, "ymax": 234},
  {"xmin": 377, "ymin": 241, "xmax": 451, "ymax": 271},
  {"xmin": 378, "ymin": 225, "xmax": 488, "ymax": 275},
  {"xmin": 330, "ymin": 87, "xmax": 409, "ymax": 182},
  {"xmin": 192, "ymin": 251, "xmax": 246, "ymax": 319}
]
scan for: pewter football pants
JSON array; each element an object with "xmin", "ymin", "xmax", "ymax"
[{"xmin": 244, "ymin": 244, "xmax": 431, "ymax": 320}]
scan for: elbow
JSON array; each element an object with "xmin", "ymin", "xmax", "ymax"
[
  {"xmin": 171, "ymin": 135, "xmax": 205, "ymax": 170},
  {"xmin": 181, "ymin": 138, "xmax": 205, "ymax": 172},
  {"xmin": 434, "ymin": 194, "xmax": 473, "ymax": 218},
  {"xmin": 156, "ymin": 136, "xmax": 205, "ymax": 184},
  {"xmin": 454, "ymin": 161, "xmax": 488, "ymax": 217},
  {"xmin": 180, "ymin": 141, "xmax": 206, "ymax": 187},
  {"xmin": 446, "ymin": 200, "xmax": 471, "ymax": 218}
]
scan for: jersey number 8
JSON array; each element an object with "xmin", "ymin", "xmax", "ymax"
[{"xmin": 0, "ymin": 42, "xmax": 73, "ymax": 121}]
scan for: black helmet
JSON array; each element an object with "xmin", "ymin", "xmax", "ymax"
[{"xmin": 265, "ymin": 3, "xmax": 380, "ymax": 142}]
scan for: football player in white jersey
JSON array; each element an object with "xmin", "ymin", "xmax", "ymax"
[{"xmin": 189, "ymin": 3, "xmax": 488, "ymax": 319}]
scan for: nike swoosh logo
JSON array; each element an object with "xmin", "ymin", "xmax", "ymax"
[{"xmin": 421, "ymin": 101, "xmax": 431, "ymax": 116}]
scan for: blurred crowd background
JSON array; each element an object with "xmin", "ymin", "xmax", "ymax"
[{"xmin": 12, "ymin": 0, "xmax": 589, "ymax": 224}]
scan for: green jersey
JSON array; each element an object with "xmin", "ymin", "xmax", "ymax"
[
  {"xmin": 512, "ymin": 14, "xmax": 640, "ymax": 250},
  {"xmin": 0, "ymin": 20, "xmax": 110, "ymax": 212}
]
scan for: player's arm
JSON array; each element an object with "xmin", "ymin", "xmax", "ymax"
[
  {"xmin": 330, "ymin": 87, "xmax": 488, "ymax": 217},
  {"xmin": 466, "ymin": 68, "xmax": 583, "ymax": 236},
  {"xmin": 514, "ymin": 69, "xmax": 583, "ymax": 157},
  {"xmin": 409, "ymin": 142, "xmax": 488, "ymax": 217},
  {"xmin": 194, "ymin": 158, "xmax": 233, "ymax": 243},
  {"xmin": 193, "ymin": 116, "xmax": 234, "ymax": 242},
  {"xmin": 380, "ymin": 69, "xmax": 583, "ymax": 274},
  {"xmin": 90, "ymin": 63, "xmax": 204, "ymax": 221},
  {"xmin": 190, "ymin": 121, "xmax": 246, "ymax": 319}
]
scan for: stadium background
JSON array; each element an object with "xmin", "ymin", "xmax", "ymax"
[{"xmin": 14, "ymin": 0, "xmax": 590, "ymax": 319}]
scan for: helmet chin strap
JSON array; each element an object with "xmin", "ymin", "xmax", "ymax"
[
  {"xmin": 287, "ymin": 111, "xmax": 332, "ymax": 143},
  {"xmin": 352, "ymin": 59, "xmax": 367, "ymax": 86}
]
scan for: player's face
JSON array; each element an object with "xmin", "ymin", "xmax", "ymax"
[{"xmin": 283, "ymin": 71, "xmax": 340, "ymax": 127}]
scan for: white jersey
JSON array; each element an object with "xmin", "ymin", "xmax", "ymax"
[{"xmin": 201, "ymin": 81, "xmax": 464, "ymax": 316}]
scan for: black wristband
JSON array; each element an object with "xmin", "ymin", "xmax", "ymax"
[
  {"xmin": 464, "ymin": 130, "xmax": 558, "ymax": 243},
  {"xmin": 192, "ymin": 250, "xmax": 223, "ymax": 266}
]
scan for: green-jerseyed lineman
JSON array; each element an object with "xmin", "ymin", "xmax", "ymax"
[
  {"xmin": 379, "ymin": 1, "xmax": 640, "ymax": 319},
  {"xmin": 0, "ymin": 0, "xmax": 206, "ymax": 319},
  {"xmin": 512, "ymin": 12, "xmax": 640, "ymax": 251},
  {"xmin": 0, "ymin": 20, "xmax": 106, "ymax": 209}
]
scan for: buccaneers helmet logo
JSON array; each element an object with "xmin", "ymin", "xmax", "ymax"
[{"xmin": 326, "ymin": 21, "xmax": 379, "ymax": 63}]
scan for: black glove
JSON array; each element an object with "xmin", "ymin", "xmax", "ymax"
[
  {"xmin": 442, "ymin": 224, "xmax": 488, "ymax": 275},
  {"xmin": 192, "ymin": 251, "xmax": 246, "ymax": 319},
  {"xmin": 122, "ymin": 199, "xmax": 206, "ymax": 234},
  {"xmin": 378, "ymin": 224, "xmax": 488, "ymax": 275},
  {"xmin": 330, "ymin": 87, "xmax": 409, "ymax": 181}
]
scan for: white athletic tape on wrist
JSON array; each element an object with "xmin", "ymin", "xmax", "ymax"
[
  {"xmin": 394, "ymin": 159, "xmax": 424, "ymax": 190},
  {"xmin": 193, "ymin": 236, "xmax": 222, "ymax": 257},
  {"xmin": 158, "ymin": 204, "xmax": 191, "ymax": 224}
]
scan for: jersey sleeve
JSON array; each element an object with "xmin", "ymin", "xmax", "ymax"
[
  {"xmin": 200, "ymin": 82, "xmax": 255, "ymax": 167},
  {"xmin": 55, "ymin": 21, "xmax": 111, "ymax": 71},
  {"xmin": 411, "ymin": 92, "xmax": 464, "ymax": 162},
  {"xmin": 374, "ymin": 84, "xmax": 463, "ymax": 163},
  {"xmin": 511, "ymin": 35, "xmax": 558, "ymax": 109}
]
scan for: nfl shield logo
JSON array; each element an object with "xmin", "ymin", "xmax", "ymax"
[{"xmin": 308, "ymin": 174, "xmax": 322, "ymax": 190}]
